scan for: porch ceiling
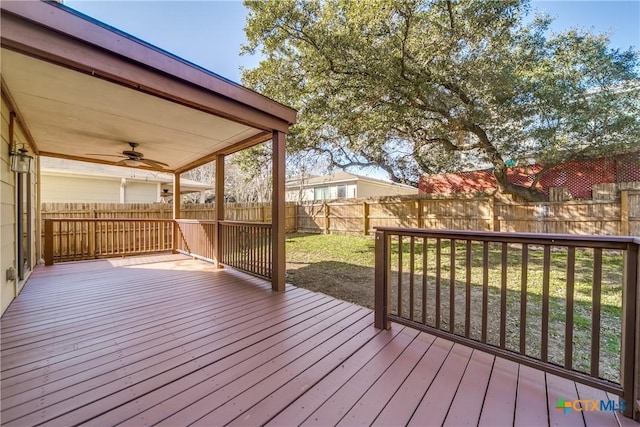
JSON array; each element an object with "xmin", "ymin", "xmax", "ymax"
[{"xmin": 0, "ymin": 1, "xmax": 296, "ymax": 174}]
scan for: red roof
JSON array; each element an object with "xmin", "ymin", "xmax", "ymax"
[{"xmin": 419, "ymin": 153, "xmax": 640, "ymax": 199}]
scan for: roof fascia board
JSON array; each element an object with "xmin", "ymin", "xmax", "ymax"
[
  {"xmin": 1, "ymin": 11, "xmax": 290, "ymax": 134},
  {"xmin": 1, "ymin": 1, "xmax": 296, "ymax": 125}
]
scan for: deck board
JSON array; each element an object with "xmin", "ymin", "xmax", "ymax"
[{"xmin": 1, "ymin": 254, "xmax": 635, "ymax": 427}]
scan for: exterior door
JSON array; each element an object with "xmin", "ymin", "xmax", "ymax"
[{"xmin": 16, "ymin": 172, "xmax": 31, "ymax": 280}]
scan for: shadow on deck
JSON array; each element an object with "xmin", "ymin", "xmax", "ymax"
[{"xmin": 1, "ymin": 254, "xmax": 636, "ymax": 426}]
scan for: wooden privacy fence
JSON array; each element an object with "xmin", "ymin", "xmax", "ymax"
[
  {"xmin": 297, "ymin": 189, "xmax": 640, "ymax": 236},
  {"xmin": 41, "ymin": 202, "xmax": 297, "ymax": 231},
  {"xmin": 374, "ymin": 227, "xmax": 640, "ymax": 420},
  {"xmin": 41, "ymin": 190, "xmax": 640, "ymax": 240}
]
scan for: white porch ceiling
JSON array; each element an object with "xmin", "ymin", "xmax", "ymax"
[{"xmin": 1, "ymin": 48, "xmax": 264, "ymax": 172}]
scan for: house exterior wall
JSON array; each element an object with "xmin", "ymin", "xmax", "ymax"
[
  {"xmin": 41, "ymin": 175, "xmax": 121, "ymax": 203},
  {"xmin": 357, "ymin": 181, "xmax": 417, "ymax": 198},
  {"xmin": 1, "ymin": 96, "xmax": 38, "ymax": 315},
  {"xmin": 1, "ymin": 98, "xmax": 16, "ymax": 315},
  {"xmin": 41, "ymin": 175, "xmax": 159, "ymax": 203},
  {"xmin": 124, "ymin": 182, "xmax": 159, "ymax": 203},
  {"xmin": 286, "ymin": 183, "xmax": 357, "ymax": 201},
  {"xmin": 286, "ymin": 179, "xmax": 417, "ymax": 201}
]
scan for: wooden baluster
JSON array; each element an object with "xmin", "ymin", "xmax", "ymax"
[
  {"xmin": 520, "ymin": 244, "xmax": 529, "ymax": 355},
  {"xmin": 481, "ymin": 241, "xmax": 489, "ymax": 343},
  {"xmin": 422, "ymin": 237, "xmax": 428, "ymax": 325},
  {"xmin": 541, "ymin": 245, "xmax": 551, "ymax": 362},
  {"xmin": 500, "ymin": 242, "xmax": 508, "ymax": 349},
  {"xmin": 565, "ymin": 247, "xmax": 576, "ymax": 370},
  {"xmin": 435, "ymin": 238, "xmax": 441, "ymax": 329},
  {"xmin": 450, "ymin": 239, "xmax": 456, "ymax": 333},
  {"xmin": 398, "ymin": 235, "xmax": 403, "ymax": 318},
  {"xmin": 591, "ymin": 248, "xmax": 602, "ymax": 377},
  {"xmin": 409, "ymin": 236, "xmax": 415, "ymax": 322},
  {"xmin": 465, "ymin": 240, "xmax": 472, "ymax": 338}
]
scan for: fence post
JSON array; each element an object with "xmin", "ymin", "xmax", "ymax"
[
  {"xmin": 621, "ymin": 242, "xmax": 638, "ymax": 419},
  {"xmin": 416, "ymin": 200, "xmax": 423, "ymax": 229},
  {"xmin": 621, "ymin": 190, "xmax": 629, "ymax": 236},
  {"xmin": 44, "ymin": 219, "xmax": 54, "ymax": 266},
  {"xmin": 363, "ymin": 202, "xmax": 369, "ymax": 236},
  {"xmin": 324, "ymin": 202, "xmax": 330, "ymax": 234},
  {"xmin": 374, "ymin": 230, "xmax": 391, "ymax": 330},
  {"xmin": 488, "ymin": 196, "xmax": 496, "ymax": 231}
]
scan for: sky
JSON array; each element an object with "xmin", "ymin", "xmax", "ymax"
[{"xmin": 65, "ymin": 0, "xmax": 640, "ymax": 85}]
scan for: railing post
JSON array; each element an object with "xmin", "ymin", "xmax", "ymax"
[
  {"xmin": 621, "ymin": 242, "xmax": 638, "ymax": 420},
  {"xmin": 44, "ymin": 219, "xmax": 53, "ymax": 266},
  {"xmin": 374, "ymin": 230, "xmax": 390, "ymax": 330},
  {"xmin": 634, "ymin": 241, "xmax": 640, "ymax": 421}
]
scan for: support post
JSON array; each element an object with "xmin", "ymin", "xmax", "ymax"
[
  {"xmin": 621, "ymin": 242, "xmax": 638, "ymax": 419},
  {"xmin": 272, "ymin": 131, "xmax": 286, "ymax": 292},
  {"xmin": 374, "ymin": 230, "xmax": 391, "ymax": 330},
  {"xmin": 36, "ymin": 156, "xmax": 42, "ymax": 263},
  {"xmin": 172, "ymin": 173, "xmax": 181, "ymax": 253},
  {"xmin": 215, "ymin": 154, "xmax": 225, "ymax": 268}
]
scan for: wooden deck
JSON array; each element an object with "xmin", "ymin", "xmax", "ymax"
[{"xmin": 1, "ymin": 254, "xmax": 636, "ymax": 426}]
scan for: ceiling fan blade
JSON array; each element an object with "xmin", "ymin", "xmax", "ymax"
[
  {"xmin": 114, "ymin": 159, "xmax": 131, "ymax": 166},
  {"xmin": 139, "ymin": 158, "xmax": 170, "ymax": 168}
]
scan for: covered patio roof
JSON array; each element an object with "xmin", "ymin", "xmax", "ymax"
[{"xmin": 1, "ymin": 0, "xmax": 296, "ymax": 174}]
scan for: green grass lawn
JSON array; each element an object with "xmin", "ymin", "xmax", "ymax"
[{"xmin": 285, "ymin": 232, "xmax": 624, "ymax": 383}]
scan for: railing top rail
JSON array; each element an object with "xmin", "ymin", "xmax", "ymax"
[
  {"xmin": 175, "ymin": 219, "xmax": 217, "ymax": 224},
  {"xmin": 374, "ymin": 227, "xmax": 639, "ymax": 249},
  {"xmin": 219, "ymin": 220, "xmax": 272, "ymax": 228},
  {"xmin": 44, "ymin": 218, "xmax": 175, "ymax": 223}
]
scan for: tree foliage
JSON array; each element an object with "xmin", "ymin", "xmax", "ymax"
[{"xmin": 242, "ymin": 0, "xmax": 639, "ymax": 201}]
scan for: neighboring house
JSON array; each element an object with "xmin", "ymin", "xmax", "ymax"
[
  {"xmin": 40, "ymin": 158, "xmax": 213, "ymax": 203},
  {"xmin": 420, "ymin": 152, "xmax": 640, "ymax": 199},
  {"xmin": 286, "ymin": 172, "xmax": 418, "ymax": 202}
]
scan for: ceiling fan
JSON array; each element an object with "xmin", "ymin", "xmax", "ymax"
[{"xmin": 87, "ymin": 142, "xmax": 169, "ymax": 169}]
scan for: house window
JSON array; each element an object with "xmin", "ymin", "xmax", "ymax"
[
  {"xmin": 337, "ymin": 185, "xmax": 346, "ymax": 198},
  {"xmin": 314, "ymin": 186, "xmax": 329, "ymax": 200}
]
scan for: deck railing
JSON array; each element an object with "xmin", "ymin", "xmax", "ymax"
[
  {"xmin": 174, "ymin": 219, "xmax": 217, "ymax": 263},
  {"xmin": 219, "ymin": 221, "xmax": 272, "ymax": 280},
  {"xmin": 374, "ymin": 227, "xmax": 639, "ymax": 420},
  {"xmin": 43, "ymin": 219, "xmax": 174, "ymax": 264},
  {"xmin": 44, "ymin": 218, "xmax": 274, "ymax": 281}
]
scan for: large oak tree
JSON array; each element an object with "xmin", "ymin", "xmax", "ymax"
[{"xmin": 242, "ymin": 0, "xmax": 639, "ymax": 201}]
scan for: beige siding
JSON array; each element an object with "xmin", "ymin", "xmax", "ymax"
[
  {"xmin": 356, "ymin": 181, "xmax": 417, "ymax": 198},
  {"xmin": 42, "ymin": 175, "xmax": 162, "ymax": 203},
  {"xmin": 1, "ymin": 95, "xmax": 38, "ymax": 314},
  {"xmin": 1, "ymin": 97, "xmax": 16, "ymax": 314},
  {"xmin": 41, "ymin": 175, "xmax": 121, "ymax": 203},
  {"xmin": 125, "ymin": 182, "xmax": 158, "ymax": 203}
]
